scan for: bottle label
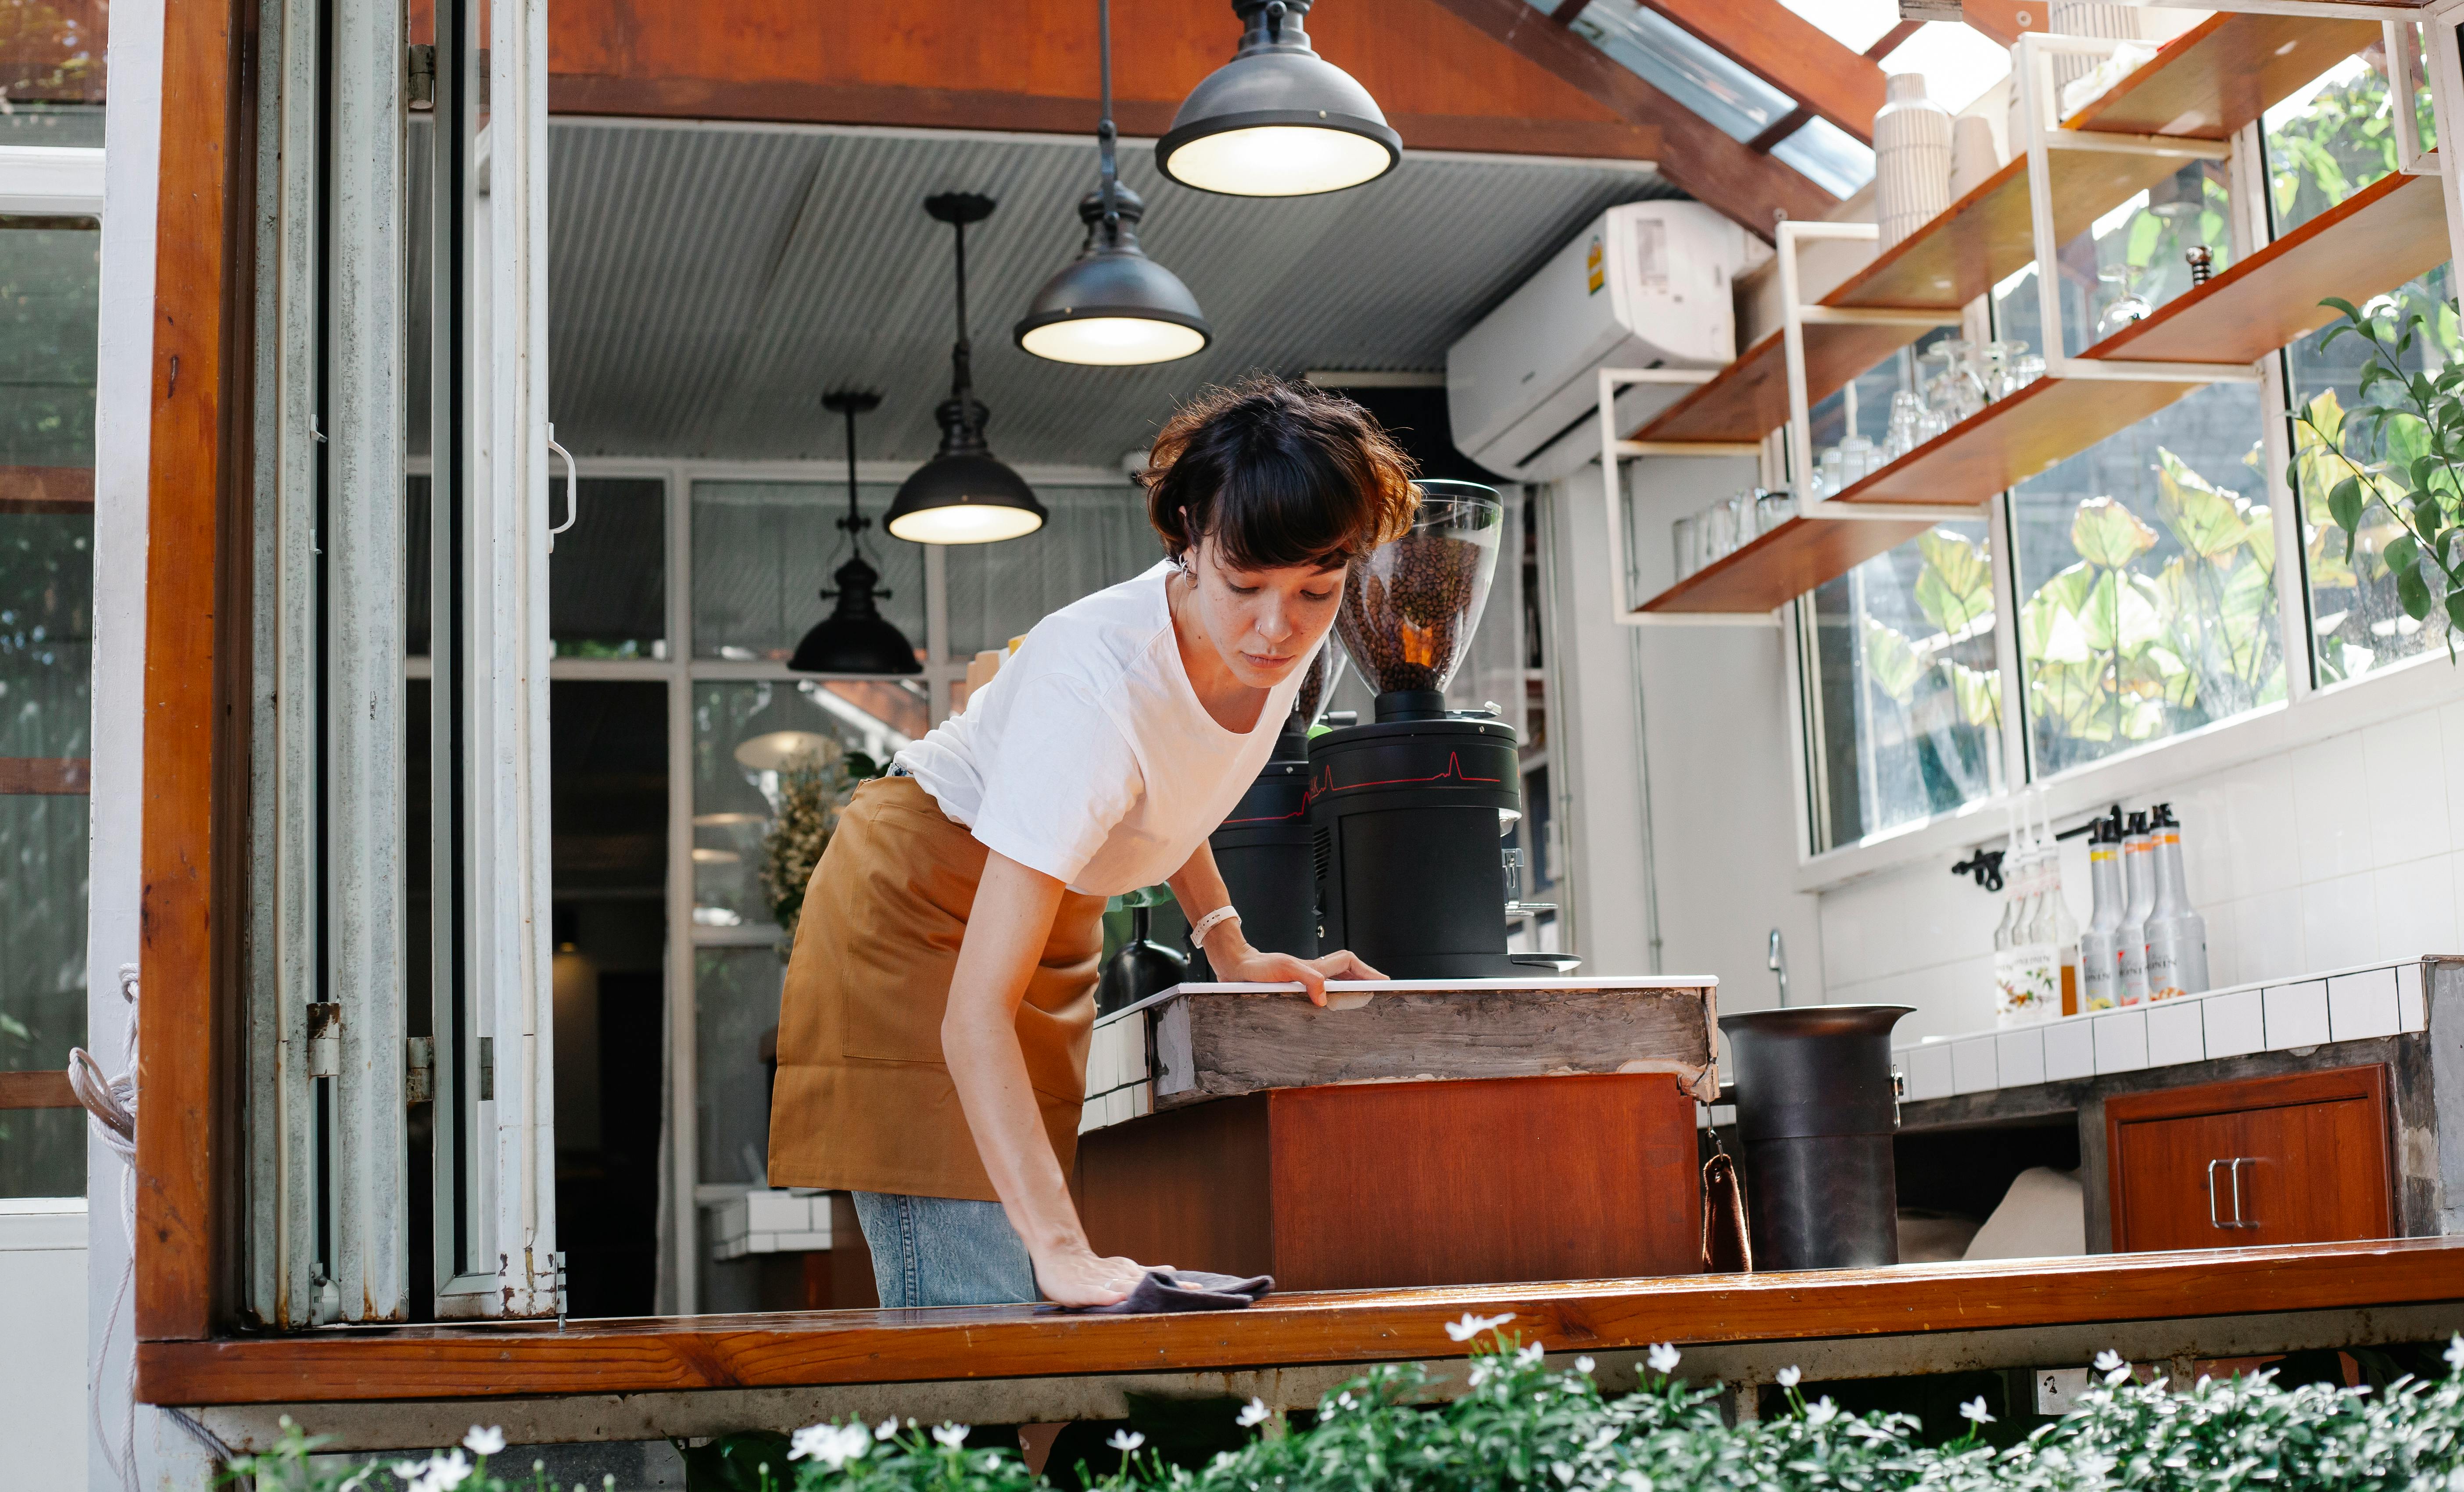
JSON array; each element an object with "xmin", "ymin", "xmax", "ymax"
[{"xmin": 1997, "ymin": 943, "xmax": 2058, "ymax": 1024}]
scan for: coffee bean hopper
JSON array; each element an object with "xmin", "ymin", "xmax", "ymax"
[{"xmin": 1307, "ymin": 479, "xmax": 1553, "ymax": 979}]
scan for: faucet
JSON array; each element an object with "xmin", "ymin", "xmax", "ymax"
[{"xmin": 1768, "ymin": 928, "xmax": 1789, "ymax": 1007}]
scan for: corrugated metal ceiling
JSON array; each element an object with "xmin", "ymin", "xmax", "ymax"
[{"xmin": 544, "ymin": 121, "xmax": 1675, "ymax": 465}]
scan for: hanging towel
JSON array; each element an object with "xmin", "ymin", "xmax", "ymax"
[{"xmin": 1074, "ymin": 1269, "xmax": 1274, "ymax": 1314}]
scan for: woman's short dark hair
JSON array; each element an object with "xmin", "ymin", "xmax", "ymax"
[{"xmin": 1141, "ymin": 375, "xmax": 1418, "ymax": 572}]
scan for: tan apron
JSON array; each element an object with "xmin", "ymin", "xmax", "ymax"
[{"xmin": 766, "ymin": 774, "xmax": 1108, "ymax": 1200}]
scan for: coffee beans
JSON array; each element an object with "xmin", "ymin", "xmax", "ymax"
[{"xmin": 1338, "ymin": 529, "xmax": 1494, "ymax": 694}]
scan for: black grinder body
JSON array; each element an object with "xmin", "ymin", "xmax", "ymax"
[{"xmin": 1306, "ymin": 702, "xmax": 1521, "ymax": 980}]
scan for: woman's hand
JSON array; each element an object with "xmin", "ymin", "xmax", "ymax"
[
  {"xmin": 1206, "ymin": 945, "xmax": 1387, "ymax": 1007},
  {"xmin": 1031, "ymin": 1244, "xmax": 1159, "ymax": 1308}
]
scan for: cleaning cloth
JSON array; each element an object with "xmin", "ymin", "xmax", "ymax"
[{"xmin": 1074, "ymin": 1268, "xmax": 1274, "ymax": 1314}]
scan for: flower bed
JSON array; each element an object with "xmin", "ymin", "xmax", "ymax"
[{"xmin": 226, "ymin": 1322, "xmax": 2464, "ymax": 1492}]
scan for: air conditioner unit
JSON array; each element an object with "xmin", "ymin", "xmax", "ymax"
[{"xmin": 1447, "ymin": 202, "xmax": 1765, "ymax": 485}]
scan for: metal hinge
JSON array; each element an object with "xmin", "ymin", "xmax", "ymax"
[
  {"xmin": 478, "ymin": 1035, "xmax": 495, "ymax": 1101},
  {"xmin": 307, "ymin": 1002, "xmax": 342, "ymax": 1080},
  {"xmin": 407, "ymin": 44, "xmax": 437, "ymax": 110},
  {"xmin": 405, "ymin": 1036, "xmax": 434, "ymax": 1107}
]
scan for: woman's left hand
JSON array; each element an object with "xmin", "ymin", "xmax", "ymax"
[{"xmin": 1207, "ymin": 946, "xmax": 1386, "ymax": 1007}]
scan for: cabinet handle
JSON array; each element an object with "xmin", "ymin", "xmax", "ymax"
[
  {"xmin": 2206, "ymin": 1158, "xmax": 2228, "ymax": 1228},
  {"xmin": 2228, "ymin": 1156, "xmax": 2256, "ymax": 1229},
  {"xmin": 547, "ymin": 422, "xmax": 579, "ymax": 553}
]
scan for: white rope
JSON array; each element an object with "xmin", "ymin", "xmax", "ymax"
[{"xmin": 69, "ymin": 963, "xmax": 141, "ymax": 1492}]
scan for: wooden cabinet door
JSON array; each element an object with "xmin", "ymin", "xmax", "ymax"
[{"xmin": 2106, "ymin": 1065, "xmax": 2392, "ymax": 1253}]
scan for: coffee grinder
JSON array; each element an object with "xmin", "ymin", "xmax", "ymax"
[
  {"xmin": 1188, "ymin": 646, "xmax": 1344, "ymax": 979},
  {"xmin": 1307, "ymin": 480, "xmax": 1533, "ymax": 979}
]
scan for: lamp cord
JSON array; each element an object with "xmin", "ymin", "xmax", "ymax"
[
  {"xmin": 1097, "ymin": 0, "xmax": 1119, "ymax": 236},
  {"xmin": 842, "ymin": 403, "xmax": 862, "ymax": 537}
]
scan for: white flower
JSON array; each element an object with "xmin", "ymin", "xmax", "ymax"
[
  {"xmin": 2447, "ymin": 1335, "xmax": 2464, "ymax": 1373},
  {"xmin": 2096, "ymin": 1350, "xmax": 2133, "ymax": 1385},
  {"xmin": 392, "ymin": 1462, "xmax": 426, "ymax": 1483},
  {"xmin": 1236, "ymin": 1397, "xmax": 1270, "ymax": 1428},
  {"xmin": 1468, "ymin": 1360, "xmax": 1496, "ymax": 1388},
  {"xmin": 875, "ymin": 1417, "xmax": 899, "ymax": 1442},
  {"xmin": 1552, "ymin": 1461, "xmax": 1577, "ymax": 1485},
  {"xmin": 1515, "ymin": 1342, "xmax": 1546, "ymax": 1367},
  {"xmin": 1776, "ymin": 1366, "xmax": 1802, "ymax": 1389},
  {"xmin": 461, "ymin": 1427, "xmax": 505, "ymax": 1458},
  {"xmin": 790, "ymin": 1424, "xmax": 872, "ymax": 1470},
  {"xmin": 409, "ymin": 1451, "xmax": 472, "ymax": 1492},
  {"xmin": 1616, "ymin": 1472, "xmax": 1654, "ymax": 1492},
  {"xmin": 1647, "ymin": 1342, "xmax": 1681, "ymax": 1375},
  {"xmin": 1108, "ymin": 1429, "xmax": 1146, "ymax": 1453},
  {"xmin": 1805, "ymin": 1399, "xmax": 1839, "ymax": 1427},
  {"xmin": 1576, "ymin": 1355, "xmax": 1596, "ymax": 1374},
  {"xmin": 1960, "ymin": 1397, "xmax": 1995, "ymax": 1425},
  {"xmin": 1445, "ymin": 1311, "xmax": 1517, "ymax": 1342},
  {"xmin": 1585, "ymin": 1426, "xmax": 1619, "ymax": 1453},
  {"xmin": 1336, "ymin": 1391, "xmax": 1357, "ymax": 1412},
  {"xmin": 931, "ymin": 1423, "xmax": 970, "ymax": 1449}
]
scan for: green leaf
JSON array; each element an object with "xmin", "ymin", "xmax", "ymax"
[
  {"xmin": 2388, "ymin": 532, "xmax": 2420, "ymax": 577},
  {"xmin": 2154, "ymin": 447, "xmax": 2249, "ymax": 562},
  {"xmin": 2330, "ymin": 475, "xmax": 2365, "ymax": 536},
  {"xmin": 1859, "ymin": 616, "xmax": 1927, "ymax": 705},
  {"xmin": 2448, "ymin": 589, "xmax": 2464, "ymax": 633},
  {"xmin": 2070, "ymin": 496, "xmax": 2160, "ymax": 570},
  {"xmin": 2399, "ymin": 561, "xmax": 2434, "ymax": 620}
]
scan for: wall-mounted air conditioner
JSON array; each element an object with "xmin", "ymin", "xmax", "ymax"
[{"xmin": 1447, "ymin": 202, "xmax": 1765, "ymax": 484}]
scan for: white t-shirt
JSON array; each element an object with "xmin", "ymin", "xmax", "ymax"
[{"xmin": 894, "ymin": 562, "xmax": 1307, "ymax": 897}]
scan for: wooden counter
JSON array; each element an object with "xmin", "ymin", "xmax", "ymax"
[{"xmin": 1073, "ymin": 977, "xmax": 1720, "ymax": 1289}]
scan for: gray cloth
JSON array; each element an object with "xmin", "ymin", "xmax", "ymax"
[{"xmin": 1075, "ymin": 1268, "xmax": 1274, "ymax": 1314}]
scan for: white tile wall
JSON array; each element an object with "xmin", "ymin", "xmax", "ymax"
[
  {"xmin": 2202, "ymin": 987, "xmax": 2265, "ymax": 1057},
  {"xmin": 2263, "ymin": 980, "xmax": 2331, "ymax": 1048},
  {"xmin": 1821, "ymin": 695, "xmax": 2464, "ymax": 1032},
  {"xmin": 2145, "ymin": 998, "xmax": 2205, "ymax": 1066},
  {"xmin": 2327, "ymin": 967, "xmax": 2400, "ymax": 1042}
]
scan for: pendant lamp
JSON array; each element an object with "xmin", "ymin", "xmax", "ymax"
[
  {"xmin": 788, "ymin": 391, "xmax": 924, "ymax": 675},
  {"xmin": 1014, "ymin": 0, "xmax": 1213, "ymax": 366},
  {"xmin": 1159, "ymin": 1, "xmax": 1400, "ymax": 197},
  {"xmin": 886, "ymin": 194, "xmax": 1051, "ymax": 545}
]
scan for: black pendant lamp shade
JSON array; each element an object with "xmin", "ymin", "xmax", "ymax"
[
  {"xmin": 888, "ymin": 194, "xmax": 1050, "ymax": 544},
  {"xmin": 789, "ymin": 391, "xmax": 923, "ymax": 675},
  {"xmin": 1014, "ymin": 0, "xmax": 1213, "ymax": 366},
  {"xmin": 1159, "ymin": 1, "xmax": 1400, "ymax": 197}
]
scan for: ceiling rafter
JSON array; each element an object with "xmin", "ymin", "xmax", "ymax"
[
  {"xmin": 1631, "ymin": 0, "xmax": 1887, "ymax": 146},
  {"xmin": 1425, "ymin": 0, "xmax": 1838, "ymax": 237},
  {"xmin": 1747, "ymin": 18, "xmax": 1921, "ymax": 154}
]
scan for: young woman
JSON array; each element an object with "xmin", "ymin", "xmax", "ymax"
[{"xmin": 766, "ymin": 377, "xmax": 1418, "ymax": 1309}]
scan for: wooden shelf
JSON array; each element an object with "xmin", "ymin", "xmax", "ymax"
[
  {"xmin": 1629, "ymin": 11, "xmax": 2381, "ymax": 449},
  {"xmin": 1641, "ymin": 514, "xmax": 1934, "ymax": 615},
  {"xmin": 2090, "ymin": 168, "xmax": 2449, "ymax": 366},
  {"xmin": 2066, "ymin": 12, "xmax": 2383, "ymax": 142},
  {"xmin": 1825, "ymin": 369, "xmax": 2206, "ymax": 508},
  {"xmin": 1636, "ymin": 321, "xmax": 1934, "ymax": 446}
]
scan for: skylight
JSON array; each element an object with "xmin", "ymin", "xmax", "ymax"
[
  {"xmin": 1772, "ymin": 117, "xmax": 1877, "ymax": 197},
  {"xmin": 1560, "ymin": 0, "xmax": 1796, "ymax": 144}
]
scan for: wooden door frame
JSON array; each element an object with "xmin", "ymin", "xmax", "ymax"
[
  {"xmin": 2104, "ymin": 1064, "xmax": 2395, "ymax": 1256},
  {"xmin": 137, "ymin": 0, "xmax": 256, "ymax": 1342}
]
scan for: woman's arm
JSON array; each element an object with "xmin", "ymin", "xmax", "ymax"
[
  {"xmin": 1166, "ymin": 840, "xmax": 1386, "ymax": 1008},
  {"xmin": 942, "ymin": 849, "xmax": 1150, "ymax": 1307}
]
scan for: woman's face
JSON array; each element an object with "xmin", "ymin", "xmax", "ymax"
[{"xmin": 1182, "ymin": 535, "xmax": 1345, "ymax": 691}]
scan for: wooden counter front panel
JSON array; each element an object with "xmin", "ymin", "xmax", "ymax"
[
  {"xmin": 1075, "ymin": 1073, "xmax": 1702, "ymax": 1290},
  {"xmin": 2106, "ymin": 1066, "xmax": 2394, "ymax": 1254}
]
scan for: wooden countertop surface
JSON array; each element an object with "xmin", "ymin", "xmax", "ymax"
[{"xmin": 139, "ymin": 1237, "xmax": 2464, "ymax": 1407}]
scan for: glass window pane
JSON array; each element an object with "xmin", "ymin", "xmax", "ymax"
[
  {"xmin": 0, "ymin": 211, "xmax": 95, "ymax": 1198},
  {"xmin": 942, "ymin": 487, "xmax": 1158, "ymax": 658},
  {"xmin": 696, "ymin": 946, "xmax": 782, "ymax": 1187},
  {"xmin": 1994, "ymin": 160, "xmax": 2234, "ymax": 361},
  {"xmin": 2264, "ymin": 43, "xmax": 2434, "ymax": 237},
  {"xmin": 692, "ymin": 481, "xmax": 924, "ymax": 666},
  {"xmin": 2286, "ymin": 266, "xmax": 2457, "ymax": 684},
  {"xmin": 1771, "ymin": 118, "xmax": 1875, "ymax": 198},
  {"xmin": 552, "ymin": 478, "xmax": 666, "ymax": 658},
  {"xmin": 690, "ymin": 678, "xmax": 924, "ymax": 930},
  {"xmin": 1806, "ymin": 524, "xmax": 2005, "ymax": 851},
  {"xmin": 1563, "ymin": 0, "xmax": 1795, "ymax": 143},
  {"xmin": 2011, "ymin": 382, "xmax": 2282, "ymax": 780},
  {"xmin": 0, "ymin": 2, "xmax": 106, "ymax": 147}
]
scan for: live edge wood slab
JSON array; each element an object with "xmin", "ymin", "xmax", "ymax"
[
  {"xmin": 1078, "ymin": 977, "xmax": 1721, "ymax": 1133},
  {"xmin": 138, "ymin": 1238, "xmax": 2464, "ymax": 1410}
]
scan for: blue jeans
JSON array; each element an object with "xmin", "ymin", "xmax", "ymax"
[{"xmin": 851, "ymin": 1191, "xmax": 1039, "ymax": 1307}]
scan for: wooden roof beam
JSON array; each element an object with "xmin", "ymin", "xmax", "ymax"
[
  {"xmin": 1635, "ymin": 0, "xmax": 1887, "ymax": 145},
  {"xmin": 1425, "ymin": 0, "xmax": 1838, "ymax": 238},
  {"xmin": 1746, "ymin": 18, "xmax": 1919, "ymax": 153}
]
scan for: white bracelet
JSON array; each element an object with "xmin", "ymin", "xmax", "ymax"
[{"xmin": 1189, "ymin": 905, "xmax": 1242, "ymax": 948}]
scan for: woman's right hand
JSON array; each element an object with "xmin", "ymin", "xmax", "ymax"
[{"xmin": 1032, "ymin": 1245, "xmax": 1157, "ymax": 1307}]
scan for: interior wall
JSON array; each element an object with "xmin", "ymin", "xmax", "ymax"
[
  {"xmin": 1821, "ymin": 690, "xmax": 2464, "ymax": 1042},
  {"xmin": 1542, "ymin": 462, "xmax": 1821, "ymax": 1009}
]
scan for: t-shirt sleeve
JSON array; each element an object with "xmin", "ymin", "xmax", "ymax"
[{"xmin": 967, "ymin": 671, "xmax": 1143, "ymax": 886}]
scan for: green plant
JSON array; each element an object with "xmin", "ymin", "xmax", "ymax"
[
  {"xmin": 233, "ymin": 1327, "xmax": 2464, "ymax": 1492},
  {"xmin": 2292, "ymin": 295, "xmax": 2464, "ymax": 664},
  {"xmin": 758, "ymin": 741, "xmax": 878, "ymax": 955},
  {"xmin": 2266, "ymin": 54, "xmax": 2436, "ymax": 233}
]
